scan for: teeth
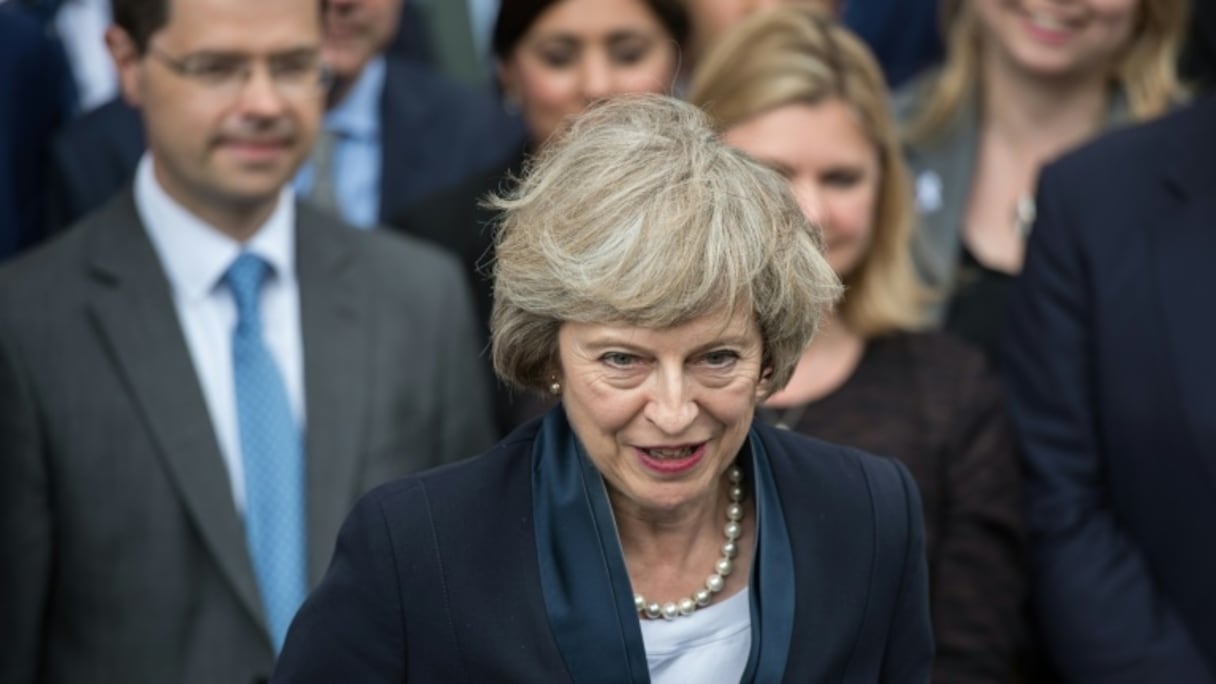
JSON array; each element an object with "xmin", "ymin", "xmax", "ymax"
[
  {"xmin": 647, "ymin": 447, "xmax": 694, "ymax": 459},
  {"xmin": 1030, "ymin": 11, "xmax": 1068, "ymax": 31}
]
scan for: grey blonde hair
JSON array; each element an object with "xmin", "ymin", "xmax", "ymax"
[
  {"xmin": 689, "ymin": 6, "xmax": 928, "ymax": 336},
  {"xmin": 908, "ymin": 0, "xmax": 1188, "ymax": 143},
  {"xmin": 488, "ymin": 93, "xmax": 842, "ymax": 394}
]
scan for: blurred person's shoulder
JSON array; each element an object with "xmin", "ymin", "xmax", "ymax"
[
  {"xmin": 383, "ymin": 58, "xmax": 526, "ymax": 162},
  {"xmin": 1047, "ymin": 93, "xmax": 1213, "ymax": 188},
  {"xmin": 759, "ymin": 421, "xmax": 920, "ymax": 512},
  {"xmin": 351, "ymin": 416, "xmax": 541, "ymax": 523},
  {"xmin": 890, "ymin": 69, "xmax": 938, "ymax": 128},
  {"xmin": 878, "ymin": 329, "xmax": 990, "ymax": 379},
  {"xmin": 1037, "ymin": 94, "xmax": 1215, "ymax": 251},
  {"xmin": 0, "ymin": 192, "xmax": 130, "ymax": 320},
  {"xmin": 302, "ymin": 201, "xmax": 468, "ymax": 297}
]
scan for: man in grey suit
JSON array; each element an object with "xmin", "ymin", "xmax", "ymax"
[{"xmin": 0, "ymin": 0, "xmax": 495, "ymax": 679}]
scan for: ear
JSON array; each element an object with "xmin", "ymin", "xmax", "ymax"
[
  {"xmin": 106, "ymin": 26, "xmax": 145, "ymax": 108},
  {"xmin": 496, "ymin": 58, "xmax": 521, "ymax": 107},
  {"xmin": 754, "ymin": 366, "xmax": 775, "ymax": 400}
]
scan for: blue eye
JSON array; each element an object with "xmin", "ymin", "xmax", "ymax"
[
  {"xmin": 701, "ymin": 350, "xmax": 740, "ymax": 367},
  {"xmin": 601, "ymin": 352, "xmax": 637, "ymax": 368}
]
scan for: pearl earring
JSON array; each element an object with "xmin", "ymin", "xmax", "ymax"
[{"xmin": 549, "ymin": 379, "xmax": 561, "ymax": 395}]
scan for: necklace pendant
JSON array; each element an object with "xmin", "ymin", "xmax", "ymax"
[{"xmin": 1013, "ymin": 195, "xmax": 1036, "ymax": 238}]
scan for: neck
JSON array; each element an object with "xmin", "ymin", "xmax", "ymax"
[
  {"xmin": 614, "ymin": 489, "xmax": 722, "ymax": 558},
  {"xmin": 153, "ymin": 160, "xmax": 279, "ymax": 242},
  {"xmin": 612, "ymin": 474, "xmax": 731, "ymax": 567},
  {"xmin": 811, "ymin": 311, "xmax": 857, "ymax": 352},
  {"xmin": 613, "ymin": 467, "xmax": 754, "ymax": 606},
  {"xmin": 980, "ymin": 50, "xmax": 1110, "ymax": 160},
  {"xmin": 765, "ymin": 312, "xmax": 864, "ymax": 407},
  {"xmin": 327, "ymin": 75, "xmax": 355, "ymax": 110}
]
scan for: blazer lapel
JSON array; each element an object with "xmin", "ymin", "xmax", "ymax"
[
  {"xmin": 295, "ymin": 205, "xmax": 370, "ymax": 583},
  {"xmin": 1153, "ymin": 99, "xmax": 1216, "ymax": 488},
  {"xmin": 907, "ymin": 95, "xmax": 979, "ymax": 302},
  {"xmin": 84, "ymin": 192, "xmax": 268, "ymax": 635}
]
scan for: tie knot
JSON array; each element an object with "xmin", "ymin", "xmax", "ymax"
[{"xmin": 224, "ymin": 253, "xmax": 270, "ymax": 321}]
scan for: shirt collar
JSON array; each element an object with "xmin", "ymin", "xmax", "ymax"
[
  {"xmin": 134, "ymin": 153, "xmax": 297, "ymax": 302},
  {"xmin": 326, "ymin": 55, "xmax": 384, "ymax": 140}
]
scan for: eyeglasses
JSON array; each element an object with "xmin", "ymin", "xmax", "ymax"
[{"xmin": 146, "ymin": 45, "xmax": 332, "ymax": 99}]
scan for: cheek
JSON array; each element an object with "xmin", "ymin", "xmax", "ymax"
[
  {"xmin": 566, "ymin": 377, "xmax": 643, "ymax": 434},
  {"xmin": 1092, "ymin": 2, "xmax": 1139, "ymax": 49},
  {"xmin": 703, "ymin": 384, "xmax": 761, "ymax": 435},
  {"xmin": 825, "ymin": 191, "xmax": 877, "ymax": 241},
  {"xmin": 519, "ymin": 68, "xmax": 580, "ymax": 118},
  {"xmin": 614, "ymin": 57, "xmax": 677, "ymax": 96}
]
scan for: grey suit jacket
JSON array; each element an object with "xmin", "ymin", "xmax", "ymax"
[
  {"xmin": 895, "ymin": 79, "xmax": 1130, "ymax": 322},
  {"xmin": 0, "ymin": 190, "xmax": 496, "ymax": 684}
]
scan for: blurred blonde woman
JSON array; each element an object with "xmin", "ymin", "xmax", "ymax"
[
  {"xmin": 898, "ymin": 0, "xmax": 1188, "ymax": 362},
  {"xmin": 691, "ymin": 7, "xmax": 1024, "ymax": 682}
]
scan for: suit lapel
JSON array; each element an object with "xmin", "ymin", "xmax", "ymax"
[
  {"xmin": 1153, "ymin": 97, "xmax": 1216, "ymax": 487},
  {"xmin": 377, "ymin": 59, "xmax": 418, "ymax": 222},
  {"xmin": 84, "ymin": 192, "xmax": 268, "ymax": 635},
  {"xmin": 295, "ymin": 205, "xmax": 370, "ymax": 583}
]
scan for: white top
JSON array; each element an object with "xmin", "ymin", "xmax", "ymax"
[
  {"xmin": 639, "ymin": 588, "xmax": 752, "ymax": 684},
  {"xmin": 135, "ymin": 153, "xmax": 305, "ymax": 514}
]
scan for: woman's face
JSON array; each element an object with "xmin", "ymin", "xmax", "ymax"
[
  {"xmin": 498, "ymin": 0, "xmax": 678, "ymax": 146},
  {"xmin": 723, "ymin": 100, "xmax": 880, "ymax": 280},
  {"xmin": 974, "ymin": 0, "xmax": 1139, "ymax": 81},
  {"xmin": 556, "ymin": 307, "xmax": 766, "ymax": 517}
]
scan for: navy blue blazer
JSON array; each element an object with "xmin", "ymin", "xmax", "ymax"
[
  {"xmin": 1004, "ymin": 95, "xmax": 1216, "ymax": 682},
  {"xmin": 0, "ymin": 4, "xmax": 69, "ymax": 261},
  {"xmin": 272, "ymin": 417, "xmax": 932, "ymax": 682},
  {"xmin": 45, "ymin": 57, "xmax": 524, "ymax": 231}
]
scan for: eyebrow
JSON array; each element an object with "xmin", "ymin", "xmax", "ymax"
[
  {"xmin": 533, "ymin": 29, "xmax": 659, "ymax": 45},
  {"xmin": 580, "ymin": 334, "xmax": 756, "ymax": 354},
  {"xmin": 182, "ymin": 45, "xmax": 321, "ymax": 60},
  {"xmin": 605, "ymin": 30, "xmax": 656, "ymax": 43}
]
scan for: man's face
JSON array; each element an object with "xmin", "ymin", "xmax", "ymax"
[
  {"xmin": 322, "ymin": 0, "xmax": 404, "ymax": 83},
  {"xmin": 110, "ymin": 0, "xmax": 325, "ymax": 225}
]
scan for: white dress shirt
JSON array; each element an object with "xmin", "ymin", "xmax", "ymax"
[
  {"xmin": 639, "ymin": 587, "xmax": 752, "ymax": 683},
  {"xmin": 54, "ymin": 0, "xmax": 118, "ymax": 112},
  {"xmin": 135, "ymin": 154, "xmax": 305, "ymax": 514}
]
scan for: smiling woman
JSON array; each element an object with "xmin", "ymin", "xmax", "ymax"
[
  {"xmin": 494, "ymin": 0, "xmax": 685, "ymax": 147},
  {"xmin": 897, "ymin": 0, "xmax": 1188, "ymax": 361},
  {"xmin": 273, "ymin": 94, "xmax": 935, "ymax": 683}
]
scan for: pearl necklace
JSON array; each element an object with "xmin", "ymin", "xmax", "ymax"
[{"xmin": 634, "ymin": 465, "xmax": 746, "ymax": 620}]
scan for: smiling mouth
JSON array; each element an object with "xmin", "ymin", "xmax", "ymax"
[
  {"xmin": 1028, "ymin": 11, "xmax": 1070, "ymax": 32},
  {"xmin": 642, "ymin": 445, "xmax": 700, "ymax": 460}
]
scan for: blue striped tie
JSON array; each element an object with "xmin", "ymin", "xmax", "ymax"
[{"xmin": 224, "ymin": 252, "xmax": 307, "ymax": 652}]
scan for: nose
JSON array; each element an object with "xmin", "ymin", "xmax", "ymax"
[
  {"xmin": 579, "ymin": 53, "xmax": 614, "ymax": 104},
  {"xmin": 642, "ymin": 368, "xmax": 699, "ymax": 435},
  {"xmin": 235, "ymin": 63, "xmax": 289, "ymax": 117},
  {"xmin": 325, "ymin": 0, "xmax": 357, "ymax": 14}
]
